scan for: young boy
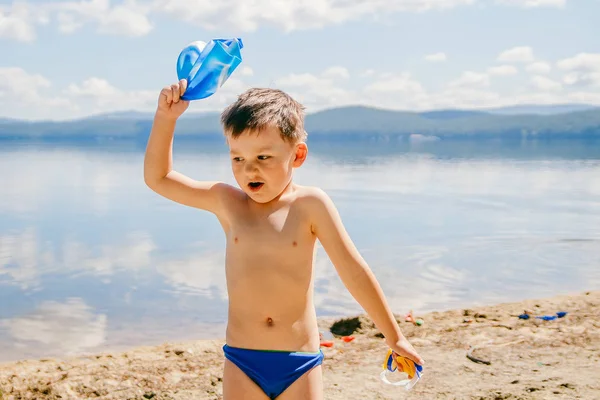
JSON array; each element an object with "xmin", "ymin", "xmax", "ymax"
[{"xmin": 144, "ymin": 79, "xmax": 424, "ymax": 399}]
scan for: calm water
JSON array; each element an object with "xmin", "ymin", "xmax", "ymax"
[{"xmin": 1, "ymin": 139, "xmax": 599, "ymax": 362}]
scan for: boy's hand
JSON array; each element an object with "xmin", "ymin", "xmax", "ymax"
[
  {"xmin": 157, "ymin": 79, "xmax": 190, "ymax": 121},
  {"xmin": 390, "ymin": 336, "xmax": 425, "ymax": 366}
]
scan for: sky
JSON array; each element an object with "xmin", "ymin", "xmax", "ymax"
[{"xmin": 0, "ymin": 0, "xmax": 599, "ymax": 121}]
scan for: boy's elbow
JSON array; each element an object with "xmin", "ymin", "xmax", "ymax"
[
  {"xmin": 143, "ymin": 167, "xmax": 161, "ymax": 190},
  {"xmin": 144, "ymin": 174, "xmax": 156, "ymax": 189},
  {"xmin": 143, "ymin": 157, "xmax": 166, "ymax": 187}
]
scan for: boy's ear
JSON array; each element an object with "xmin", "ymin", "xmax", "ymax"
[{"xmin": 293, "ymin": 142, "xmax": 308, "ymax": 167}]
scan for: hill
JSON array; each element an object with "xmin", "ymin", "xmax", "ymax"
[
  {"xmin": 1, "ymin": 104, "xmax": 599, "ymax": 142},
  {"xmin": 483, "ymin": 103, "xmax": 598, "ymax": 115}
]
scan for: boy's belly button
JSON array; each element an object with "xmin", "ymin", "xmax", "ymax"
[{"xmin": 266, "ymin": 317, "xmax": 274, "ymax": 326}]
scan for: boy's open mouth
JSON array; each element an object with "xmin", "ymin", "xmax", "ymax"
[{"xmin": 248, "ymin": 182, "xmax": 264, "ymax": 191}]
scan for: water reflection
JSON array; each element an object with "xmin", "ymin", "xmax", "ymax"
[
  {"xmin": 0, "ymin": 298, "xmax": 106, "ymax": 360},
  {"xmin": 0, "ymin": 140, "xmax": 599, "ymax": 362},
  {"xmin": 158, "ymin": 250, "xmax": 226, "ymax": 298},
  {"xmin": 0, "ymin": 229, "xmax": 155, "ymax": 290},
  {"xmin": 0, "ymin": 229, "xmax": 43, "ymax": 290}
]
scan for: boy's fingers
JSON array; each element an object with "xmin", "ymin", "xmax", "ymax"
[
  {"xmin": 171, "ymin": 83, "xmax": 180, "ymax": 103},
  {"xmin": 411, "ymin": 352, "xmax": 425, "ymax": 366},
  {"xmin": 395, "ymin": 348, "xmax": 424, "ymax": 366},
  {"xmin": 161, "ymin": 86, "xmax": 172, "ymax": 105},
  {"xmin": 158, "ymin": 87, "xmax": 171, "ymax": 105},
  {"xmin": 179, "ymin": 79, "xmax": 187, "ymax": 96},
  {"xmin": 405, "ymin": 348, "xmax": 424, "ymax": 365}
]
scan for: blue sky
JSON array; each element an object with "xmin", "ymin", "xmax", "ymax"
[{"xmin": 0, "ymin": 0, "xmax": 599, "ymax": 120}]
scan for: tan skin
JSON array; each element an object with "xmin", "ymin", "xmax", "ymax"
[{"xmin": 144, "ymin": 79, "xmax": 424, "ymax": 399}]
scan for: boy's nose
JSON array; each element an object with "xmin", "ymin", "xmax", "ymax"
[{"xmin": 244, "ymin": 161, "xmax": 258, "ymax": 173}]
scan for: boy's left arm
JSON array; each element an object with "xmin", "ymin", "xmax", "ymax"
[{"xmin": 309, "ymin": 188, "xmax": 424, "ymax": 365}]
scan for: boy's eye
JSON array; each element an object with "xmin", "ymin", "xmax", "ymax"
[
  {"xmin": 233, "ymin": 157, "xmax": 243, "ymax": 162},
  {"xmin": 257, "ymin": 155, "xmax": 270, "ymax": 160}
]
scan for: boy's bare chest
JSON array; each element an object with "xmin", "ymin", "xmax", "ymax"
[{"xmin": 228, "ymin": 205, "xmax": 311, "ymax": 249}]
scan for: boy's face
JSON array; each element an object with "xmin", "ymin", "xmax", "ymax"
[{"xmin": 228, "ymin": 125, "xmax": 307, "ymax": 203}]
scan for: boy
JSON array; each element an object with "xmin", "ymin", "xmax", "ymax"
[{"xmin": 144, "ymin": 79, "xmax": 424, "ymax": 399}]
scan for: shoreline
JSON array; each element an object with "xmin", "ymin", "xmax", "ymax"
[
  {"xmin": 1, "ymin": 290, "xmax": 598, "ymax": 399},
  {"xmin": 0, "ymin": 290, "xmax": 579, "ymax": 366}
]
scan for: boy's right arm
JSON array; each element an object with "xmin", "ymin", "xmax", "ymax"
[{"xmin": 143, "ymin": 80, "xmax": 229, "ymax": 215}]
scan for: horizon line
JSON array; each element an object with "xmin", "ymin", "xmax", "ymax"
[{"xmin": 2, "ymin": 102, "xmax": 598, "ymax": 124}]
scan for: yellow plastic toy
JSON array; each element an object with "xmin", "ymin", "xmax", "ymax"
[{"xmin": 380, "ymin": 349, "xmax": 423, "ymax": 390}]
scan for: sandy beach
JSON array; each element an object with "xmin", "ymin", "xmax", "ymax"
[{"xmin": 1, "ymin": 290, "xmax": 598, "ymax": 400}]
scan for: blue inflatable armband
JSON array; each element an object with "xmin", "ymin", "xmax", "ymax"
[{"xmin": 176, "ymin": 38, "xmax": 244, "ymax": 101}]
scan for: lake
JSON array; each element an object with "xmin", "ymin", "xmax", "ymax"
[{"xmin": 1, "ymin": 139, "xmax": 599, "ymax": 363}]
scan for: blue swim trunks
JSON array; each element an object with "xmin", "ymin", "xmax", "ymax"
[{"xmin": 223, "ymin": 344, "xmax": 324, "ymax": 399}]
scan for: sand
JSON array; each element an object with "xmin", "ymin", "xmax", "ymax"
[{"xmin": 1, "ymin": 290, "xmax": 598, "ymax": 400}]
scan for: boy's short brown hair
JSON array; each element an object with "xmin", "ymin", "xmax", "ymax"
[{"xmin": 220, "ymin": 88, "xmax": 307, "ymax": 143}]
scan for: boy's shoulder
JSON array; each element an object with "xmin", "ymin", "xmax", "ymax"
[
  {"xmin": 293, "ymin": 184, "xmax": 329, "ymax": 201},
  {"xmin": 292, "ymin": 185, "xmax": 341, "ymax": 234},
  {"xmin": 292, "ymin": 185, "xmax": 336, "ymax": 213}
]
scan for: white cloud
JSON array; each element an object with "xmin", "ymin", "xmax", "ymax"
[
  {"xmin": 56, "ymin": 11, "xmax": 83, "ymax": 33},
  {"xmin": 240, "ymin": 66, "xmax": 254, "ymax": 76},
  {"xmin": 322, "ymin": 66, "xmax": 350, "ymax": 80},
  {"xmin": 0, "ymin": 0, "xmax": 570, "ymax": 40},
  {"xmin": 66, "ymin": 77, "xmax": 120, "ymax": 98},
  {"xmin": 488, "ymin": 65, "xmax": 518, "ymax": 76},
  {"xmin": 276, "ymin": 68, "xmax": 357, "ymax": 111},
  {"xmin": 557, "ymin": 53, "xmax": 600, "ymax": 71},
  {"xmin": 496, "ymin": 0, "xmax": 566, "ymax": 7},
  {"xmin": 354, "ymin": 71, "xmax": 505, "ymax": 112},
  {"xmin": 285, "ymin": 60, "xmax": 598, "ymax": 112},
  {"xmin": 361, "ymin": 69, "xmax": 375, "ymax": 77},
  {"xmin": 153, "ymin": 0, "xmax": 476, "ymax": 32},
  {"xmin": 364, "ymin": 72, "xmax": 425, "ymax": 94},
  {"xmin": 497, "ymin": 46, "xmax": 535, "ymax": 63},
  {"xmin": 360, "ymin": 71, "xmax": 430, "ymax": 110},
  {"xmin": 0, "ymin": 0, "xmax": 153, "ymax": 40},
  {"xmin": 51, "ymin": 0, "xmax": 153, "ymax": 37},
  {"xmin": 530, "ymin": 75, "xmax": 562, "ymax": 91},
  {"xmin": 0, "ymin": 67, "xmax": 50, "ymax": 97},
  {"xmin": 562, "ymin": 72, "xmax": 600, "ymax": 87},
  {"xmin": 0, "ymin": 3, "xmax": 41, "ymax": 42},
  {"xmin": 566, "ymin": 91, "xmax": 600, "ymax": 105},
  {"xmin": 448, "ymin": 71, "xmax": 490, "ymax": 88},
  {"xmin": 65, "ymin": 77, "xmax": 157, "ymax": 114},
  {"xmin": 526, "ymin": 62, "xmax": 551, "ymax": 74},
  {"xmin": 425, "ymin": 52, "xmax": 447, "ymax": 62},
  {"xmin": 557, "ymin": 53, "xmax": 600, "ymax": 87},
  {"xmin": 9, "ymin": 0, "xmax": 475, "ymax": 39},
  {"xmin": 431, "ymin": 87, "xmax": 503, "ymax": 110},
  {"xmin": 6, "ymin": 47, "xmax": 600, "ymax": 121},
  {"xmin": 0, "ymin": 68, "xmax": 71, "ymax": 118},
  {"xmin": 98, "ymin": 1, "xmax": 153, "ymax": 36}
]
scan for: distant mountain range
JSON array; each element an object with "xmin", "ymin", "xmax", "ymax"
[
  {"xmin": 1, "ymin": 103, "xmax": 599, "ymax": 142},
  {"xmin": 480, "ymin": 103, "xmax": 597, "ymax": 115}
]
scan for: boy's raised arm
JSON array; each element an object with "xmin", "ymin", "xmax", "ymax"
[
  {"xmin": 308, "ymin": 188, "xmax": 424, "ymax": 366},
  {"xmin": 144, "ymin": 80, "xmax": 228, "ymax": 215}
]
